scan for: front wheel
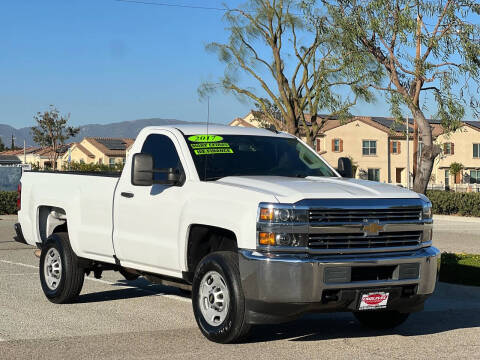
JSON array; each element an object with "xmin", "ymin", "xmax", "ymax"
[
  {"xmin": 354, "ymin": 310, "xmax": 410, "ymax": 330},
  {"xmin": 39, "ymin": 232, "xmax": 85, "ymax": 304},
  {"xmin": 192, "ymin": 251, "xmax": 251, "ymax": 343}
]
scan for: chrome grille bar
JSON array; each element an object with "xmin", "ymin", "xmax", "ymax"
[
  {"xmin": 294, "ymin": 198, "xmax": 428, "ymax": 254},
  {"xmin": 308, "ymin": 231, "xmax": 422, "ymax": 249}
]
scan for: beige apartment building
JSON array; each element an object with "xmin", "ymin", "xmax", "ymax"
[
  {"xmin": 0, "ymin": 146, "xmax": 70, "ymax": 169},
  {"xmin": 64, "ymin": 137, "xmax": 134, "ymax": 167},
  {"xmin": 231, "ymin": 111, "xmax": 480, "ymax": 188},
  {"xmin": 0, "ymin": 137, "xmax": 134, "ymax": 169},
  {"xmin": 433, "ymin": 122, "xmax": 480, "ymax": 186}
]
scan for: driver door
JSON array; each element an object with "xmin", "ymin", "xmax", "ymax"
[{"xmin": 113, "ymin": 132, "xmax": 186, "ymax": 275}]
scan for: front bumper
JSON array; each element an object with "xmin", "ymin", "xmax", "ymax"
[{"xmin": 239, "ymin": 246, "xmax": 440, "ymax": 323}]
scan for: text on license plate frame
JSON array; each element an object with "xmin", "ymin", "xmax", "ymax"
[{"xmin": 358, "ymin": 292, "xmax": 389, "ymax": 310}]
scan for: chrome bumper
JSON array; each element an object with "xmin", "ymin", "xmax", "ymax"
[{"xmin": 238, "ymin": 246, "xmax": 440, "ymax": 304}]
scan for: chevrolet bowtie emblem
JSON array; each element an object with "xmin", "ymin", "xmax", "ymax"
[{"xmin": 362, "ymin": 220, "xmax": 383, "ymax": 236}]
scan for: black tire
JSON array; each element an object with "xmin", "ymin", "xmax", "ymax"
[
  {"xmin": 354, "ymin": 310, "xmax": 410, "ymax": 330},
  {"xmin": 39, "ymin": 232, "xmax": 85, "ymax": 304},
  {"xmin": 192, "ymin": 251, "xmax": 251, "ymax": 343}
]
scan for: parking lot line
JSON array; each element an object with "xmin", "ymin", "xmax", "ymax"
[
  {"xmin": 0, "ymin": 259, "xmax": 191, "ymax": 303},
  {"xmin": 0, "ymin": 259, "xmax": 37, "ymax": 269},
  {"xmin": 0, "ymin": 273, "xmax": 38, "ymax": 276}
]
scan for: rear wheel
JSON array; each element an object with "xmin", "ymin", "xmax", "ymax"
[
  {"xmin": 192, "ymin": 251, "xmax": 251, "ymax": 343},
  {"xmin": 39, "ymin": 232, "xmax": 85, "ymax": 304},
  {"xmin": 354, "ymin": 310, "xmax": 410, "ymax": 330}
]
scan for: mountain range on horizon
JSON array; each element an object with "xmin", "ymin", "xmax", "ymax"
[{"xmin": 0, "ymin": 118, "xmax": 211, "ymax": 148}]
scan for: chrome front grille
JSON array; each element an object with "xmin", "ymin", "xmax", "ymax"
[
  {"xmin": 295, "ymin": 198, "xmax": 429, "ymax": 254},
  {"xmin": 308, "ymin": 208, "xmax": 422, "ymax": 223},
  {"xmin": 308, "ymin": 231, "xmax": 422, "ymax": 250}
]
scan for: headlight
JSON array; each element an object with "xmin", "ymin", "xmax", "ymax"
[
  {"xmin": 422, "ymin": 202, "xmax": 432, "ymax": 220},
  {"xmin": 257, "ymin": 203, "xmax": 308, "ymax": 249},
  {"xmin": 422, "ymin": 204, "xmax": 432, "ymax": 219},
  {"xmin": 258, "ymin": 204, "xmax": 307, "ymax": 223},
  {"xmin": 418, "ymin": 194, "xmax": 432, "ymax": 220}
]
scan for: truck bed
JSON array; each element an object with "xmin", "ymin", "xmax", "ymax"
[{"xmin": 18, "ymin": 171, "xmax": 120, "ymax": 264}]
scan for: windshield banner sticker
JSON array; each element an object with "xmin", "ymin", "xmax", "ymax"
[
  {"xmin": 190, "ymin": 142, "xmax": 230, "ymax": 149},
  {"xmin": 194, "ymin": 148, "xmax": 234, "ymax": 155},
  {"xmin": 188, "ymin": 135, "xmax": 223, "ymax": 143}
]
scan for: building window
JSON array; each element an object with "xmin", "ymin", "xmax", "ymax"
[
  {"xmin": 474, "ymin": 144, "xmax": 480, "ymax": 158},
  {"xmin": 390, "ymin": 141, "xmax": 401, "ymax": 154},
  {"xmin": 470, "ymin": 170, "xmax": 480, "ymax": 184},
  {"xmin": 109, "ymin": 158, "xmax": 116, "ymax": 167},
  {"xmin": 444, "ymin": 142, "xmax": 454, "ymax": 155},
  {"xmin": 332, "ymin": 139, "xmax": 343, "ymax": 152},
  {"xmin": 362, "ymin": 140, "xmax": 377, "ymax": 156},
  {"xmin": 98, "ymin": 158, "xmax": 103, "ymax": 165},
  {"xmin": 444, "ymin": 169, "xmax": 450, "ymax": 186},
  {"xmin": 367, "ymin": 168, "xmax": 380, "ymax": 181},
  {"xmin": 316, "ymin": 138, "xmax": 321, "ymax": 152}
]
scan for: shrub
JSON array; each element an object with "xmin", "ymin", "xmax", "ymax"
[
  {"xmin": 62, "ymin": 161, "xmax": 124, "ymax": 172},
  {"xmin": 0, "ymin": 191, "xmax": 17, "ymax": 215},
  {"xmin": 426, "ymin": 190, "xmax": 480, "ymax": 217},
  {"xmin": 440, "ymin": 253, "xmax": 480, "ymax": 287}
]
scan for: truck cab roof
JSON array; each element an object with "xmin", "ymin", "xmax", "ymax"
[{"xmin": 141, "ymin": 124, "xmax": 294, "ymax": 137}]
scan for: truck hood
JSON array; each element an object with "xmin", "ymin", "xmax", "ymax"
[{"xmin": 216, "ymin": 176, "xmax": 420, "ymax": 203}]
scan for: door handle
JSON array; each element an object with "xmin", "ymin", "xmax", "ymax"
[{"xmin": 120, "ymin": 192, "xmax": 134, "ymax": 198}]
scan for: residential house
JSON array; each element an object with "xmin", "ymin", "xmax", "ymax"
[
  {"xmin": 0, "ymin": 155, "xmax": 22, "ymax": 166},
  {"xmin": 433, "ymin": 121, "xmax": 480, "ymax": 186},
  {"xmin": 63, "ymin": 137, "xmax": 134, "ymax": 167},
  {"xmin": 231, "ymin": 111, "xmax": 480, "ymax": 187}
]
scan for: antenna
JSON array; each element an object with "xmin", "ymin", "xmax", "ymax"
[{"xmin": 204, "ymin": 96, "xmax": 210, "ymax": 181}]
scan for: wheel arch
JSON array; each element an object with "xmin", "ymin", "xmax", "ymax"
[
  {"xmin": 185, "ymin": 224, "xmax": 238, "ymax": 275},
  {"xmin": 37, "ymin": 205, "xmax": 68, "ymax": 244}
]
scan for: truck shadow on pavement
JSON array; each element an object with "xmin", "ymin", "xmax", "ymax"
[
  {"xmin": 246, "ymin": 308, "xmax": 480, "ymax": 343},
  {"xmin": 73, "ymin": 278, "xmax": 480, "ymax": 343},
  {"xmin": 247, "ymin": 281, "xmax": 480, "ymax": 343},
  {"xmin": 75, "ymin": 277, "xmax": 191, "ymax": 304}
]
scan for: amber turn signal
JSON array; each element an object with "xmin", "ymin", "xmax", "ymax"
[
  {"xmin": 258, "ymin": 232, "xmax": 275, "ymax": 246},
  {"xmin": 259, "ymin": 208, "xmax": 274, "ymax": 221}
]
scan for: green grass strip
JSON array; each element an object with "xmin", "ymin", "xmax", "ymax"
[{"xmin": 439, "ymin": 253, "xmax": 480, "ymax": 287}]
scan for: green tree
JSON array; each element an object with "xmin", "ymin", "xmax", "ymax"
[
  {"xmin": 31, "ymin": 106, "xmax": 79, "ymax": 170},
  {"xmin": 200, "ymin": 0, "xmax": 379, "ymax": 146},
  {"xmin": 0, "ymin": 137, "xmax": 5, "ymax": 152},
  {"xmin": 449, "ymin": 162, "xmax": 464, "ymax": 183},
  {"xmin": 325, "ymin": 0, "xmax": 480, "ymax": 194}
]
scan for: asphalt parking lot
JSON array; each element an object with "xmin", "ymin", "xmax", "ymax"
[{"xmin": 1, "ymin": 215, "xmax": 479, "ymax": 360}]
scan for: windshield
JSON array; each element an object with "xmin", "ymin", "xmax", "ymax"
[{"xmin": 184, "ymin": 134, "xmax": 337, "ymax": 181}]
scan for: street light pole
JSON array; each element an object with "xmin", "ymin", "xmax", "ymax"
[{"xmin": 406, "ymin": 117, "xmax": 410, "ymax": 190}]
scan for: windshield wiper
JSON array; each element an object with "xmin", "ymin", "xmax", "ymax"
[{"xmin": 204, "ymin": 176, "xmax": 225, "ymax": 181}]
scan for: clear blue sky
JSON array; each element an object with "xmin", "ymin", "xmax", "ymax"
[{"xmin": 0, "ymin": 0, "xmax": 475, "ymax": 129}]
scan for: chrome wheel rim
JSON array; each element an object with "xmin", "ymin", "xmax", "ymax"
[
  {"xmin": 198, "ymin": 271, "xmax": 230, "ymax": 326},
  {"xmin": 44, "ymin": 248, "xmax": 62, "ymax": 290}
]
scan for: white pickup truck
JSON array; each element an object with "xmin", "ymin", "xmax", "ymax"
[{"xmin": 15, "ymin": 125, "xmax": 440, "ymax": 343}]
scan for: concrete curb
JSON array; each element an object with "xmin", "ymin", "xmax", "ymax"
[
  {"xmin": 434, "ymin": 214, "xmax": 480, "ymax": 223},
  {"xmin": 0, "ymin": 215, "xmax": 17, "ymax": 221}
]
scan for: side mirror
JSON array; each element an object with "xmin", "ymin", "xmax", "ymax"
[
  {"xmin": 164, "ymin": 168, "xmax": 182, "ymax": 186},
  {"xmin": 131, "ymin": 153, "xmax": 154, "ymax": 186},
  {"xmin": 337, "ymin": 157, "xmax": 353, "ymax": 178}
]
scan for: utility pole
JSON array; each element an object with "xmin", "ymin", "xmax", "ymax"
[
  {"xmin": 406, "ymin": 117, "xmax": 411, "ymax": 190},
  {"xmin": 24, "ymin": 140, "xmax": 26, "ymax": 164}
]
